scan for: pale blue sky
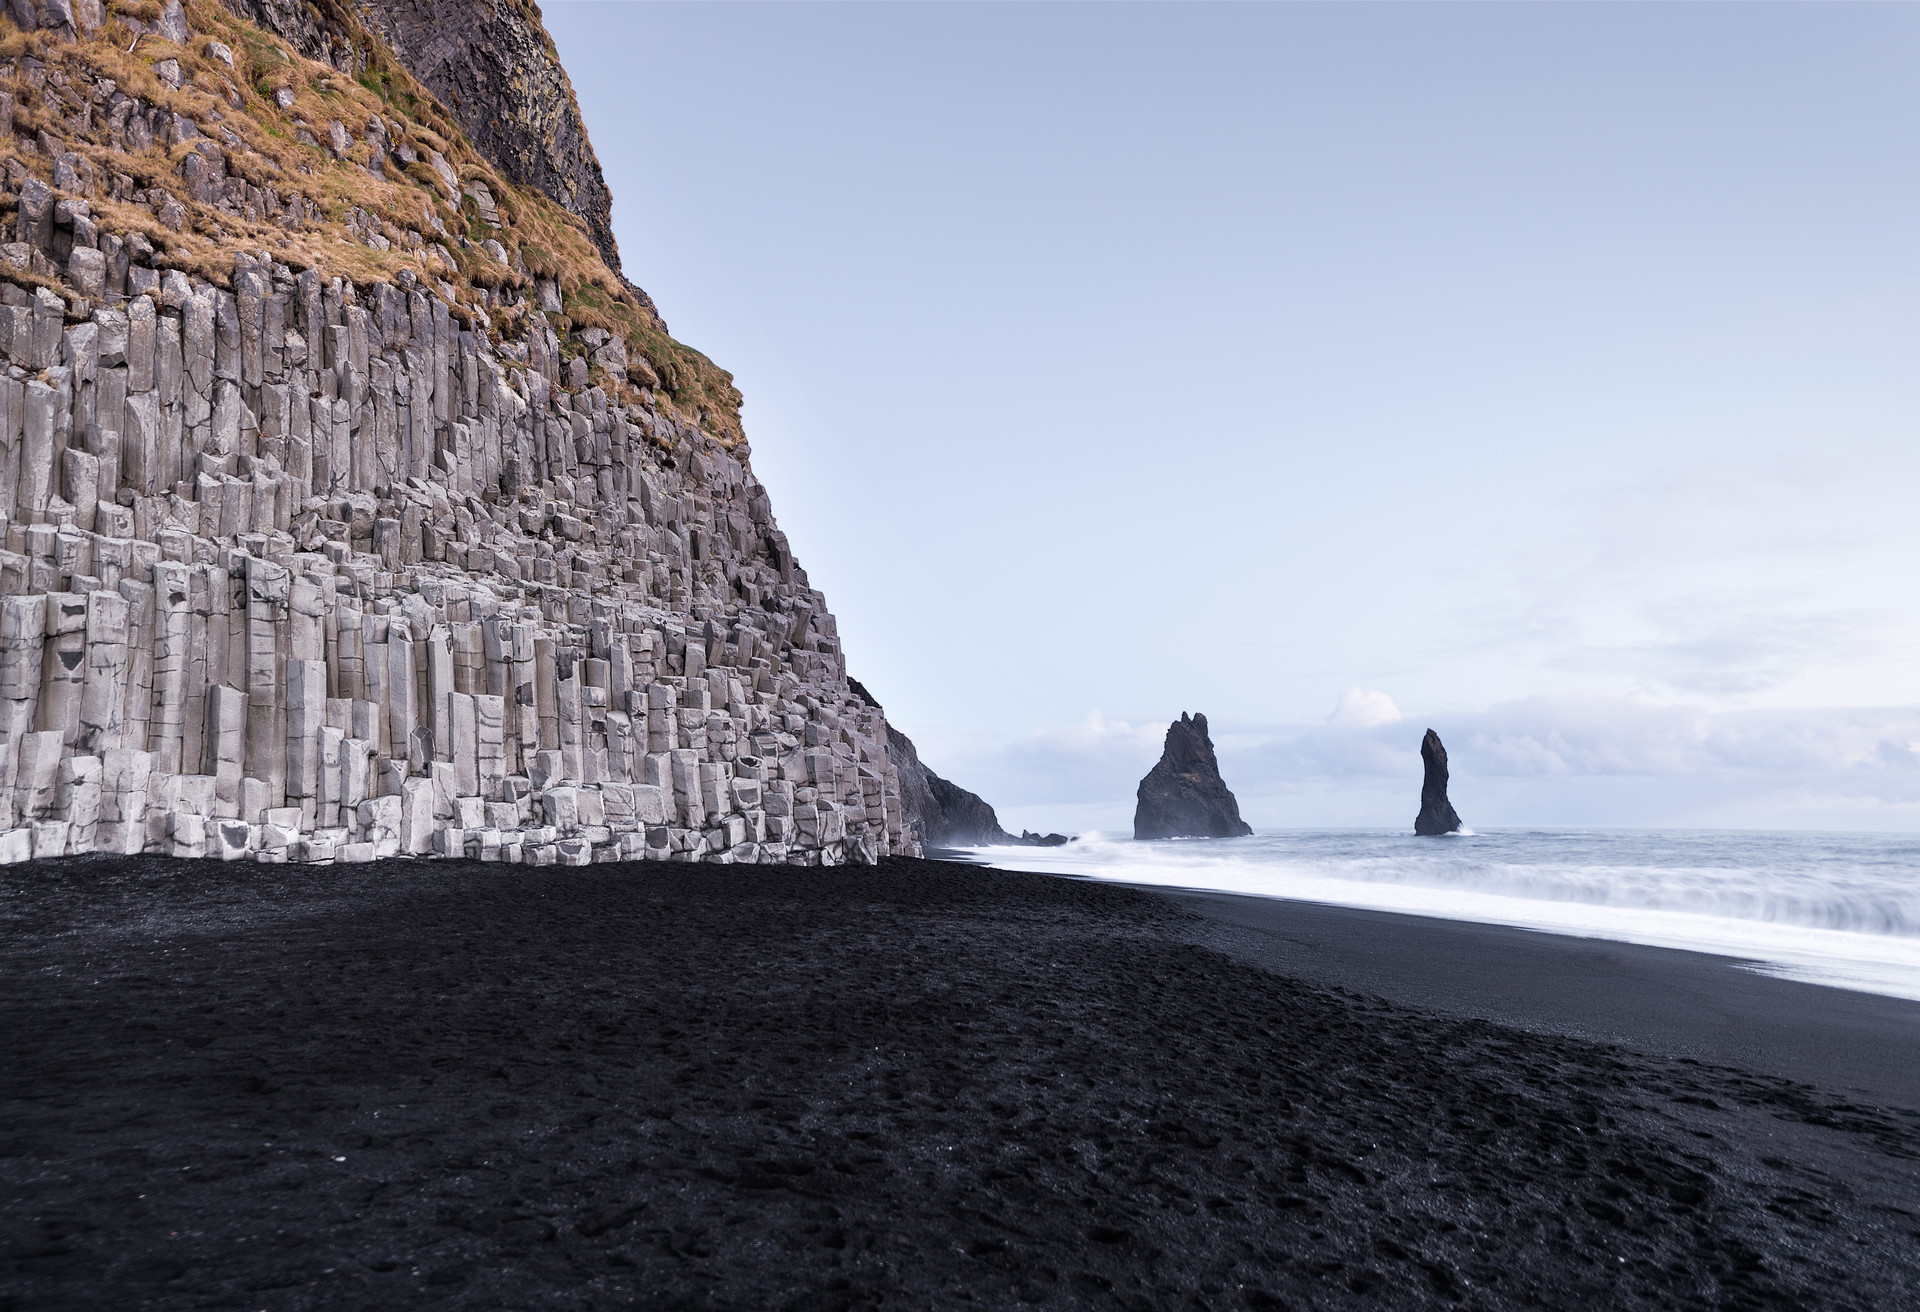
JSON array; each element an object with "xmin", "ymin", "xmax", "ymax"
[{"xmin": 547, "ymin": 1, "xmax": 1920, "ymax": 830}]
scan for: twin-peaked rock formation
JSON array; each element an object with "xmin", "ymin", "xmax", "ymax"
[
  {"xmin": 0, "ymin": 1, "xmax": 918, "ymax": 867},
  {"xmin": 1134, "ymin": 712, "xmax": 1252, "ymax": 841}
]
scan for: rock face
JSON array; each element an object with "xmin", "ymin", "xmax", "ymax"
[
  {"xmin": 851, "ymin": 679, "xmax": 1074, "ymax": 850},
  {"xmin": 0, "ymin": 4, "xmax": 914, "ymax": 867},
  {"xmin": 843, "ymin": 678, "xmax": 1015, "ymax": 848},
  {"xmin": 882, "ymin": 723, "xmax": 1017, "ymax": 849},
  {"xmin": 1413, "ymin": 728, "xmax": 1463, "ymax": 836},
  {"xmin": 348, "ymin": 0, "xmax": 628, "ymax": 287},
  {"xmin": 1133, "ymin": 713, "xmax": 1253, "ymax": 841},
  {"xmin": 219, "ymin": 0, "xmax": 632, "ymax": 290}
]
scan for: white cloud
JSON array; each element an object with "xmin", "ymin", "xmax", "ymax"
[
  {"xmin": 937, "ymin": 711, "xmax": 1166, "ymax": 809},
  {"xmin": 1328, "ymin": 688, "xmax": 1402, "ymax": 729},
  {"xmin": 1460, "ymin": 695, "xmax": 1710, "ymax": 776}
]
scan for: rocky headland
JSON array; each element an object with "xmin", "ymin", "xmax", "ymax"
[
  {"xmin": 1133, "ymin": 711, "xmax": 1253, "ymax": 840},
  {"xmin": 839, "ymin": 676, "xmax": 1017, "ymax": 849},
  {"xmin": 0, "ymin": 0, "xmax": 955, "ymax": 868}
]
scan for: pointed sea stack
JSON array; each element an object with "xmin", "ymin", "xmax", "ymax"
[
  {"xmin": 1134, "ymin": 714, "xmax": 1254, "ymax": 840},
  {"xmin": 1414, "ymin": 728, "xmax": 1464, "ymax": 836}
]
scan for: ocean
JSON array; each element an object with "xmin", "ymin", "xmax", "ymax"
[{"xmin": 966, "ymin": 829, "xmax": 1920, "ymax": 1003}]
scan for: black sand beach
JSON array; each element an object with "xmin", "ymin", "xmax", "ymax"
[
  {"xmin": 1173, "ymin": 889, "xmax": 1920, "ymax": 1110},
  {"xmin": 4, "ymin": 856, "xmax": 1919, "ymax": 1310}
]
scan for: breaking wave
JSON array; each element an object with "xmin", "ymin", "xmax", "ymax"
[{"xmin": 967, "ymin": 829, "xmax": 1920, "ymax": 1001}]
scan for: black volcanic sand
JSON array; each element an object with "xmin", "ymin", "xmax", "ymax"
[
  {"xmin": 1173, "ymin": 889, "xmax": 1920, "ymax": 1112},
  {"xmin": 4, "ymin": 858, "xmax": 1919, "ymax": 1310}
]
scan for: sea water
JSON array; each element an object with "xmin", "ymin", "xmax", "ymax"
[{"xmin": 966, "ymin": 829, "xmax": 1920, "ymax": 1002}]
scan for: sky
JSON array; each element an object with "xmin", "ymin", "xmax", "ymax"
[{"xmin": 545, "ymin": 1, "xmax": 1920, "ymax": 833}]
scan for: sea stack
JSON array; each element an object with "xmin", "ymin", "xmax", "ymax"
[
  {"xmin": 1134, "ymin": 714, "xmax": 1254, "ymax": 840},
  {"xmin": 1414, "ymin": 729, "xmax": 1464, "ymax": 836}
]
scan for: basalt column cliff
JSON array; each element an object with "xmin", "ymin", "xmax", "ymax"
[{"xmin": 0, "ymin": 1, "xmax": 917, "ymax": 866}]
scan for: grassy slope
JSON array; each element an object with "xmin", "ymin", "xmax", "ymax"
[{"xmin": 0, "ymin": 0, "xmax": 744, "ymax": 442}]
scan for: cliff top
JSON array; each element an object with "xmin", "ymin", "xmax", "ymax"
[
  {"xmin": 225, "ymin": 0, "xmax": 629, "ymax": 293},
  {"xmin": 0, "ymin": 0, "xmax": 745, "ymax": 443}
]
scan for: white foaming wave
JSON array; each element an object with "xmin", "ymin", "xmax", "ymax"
[
  {"xmin": 1331, "ymin": 853, "xmax": 1915, "ymax": 936},
  {"xmin": 968, "ymin": 832, "xmax": 1920, "ymax": 1002}
]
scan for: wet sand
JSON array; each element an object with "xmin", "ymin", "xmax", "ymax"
[
  {"xmin": 1169, "ymin": 888, "xmax": 1920, "ymax": 1110},
  {"xmin": 3, "ymin": 855, "xmax": 1918, "ymax": 1310}
]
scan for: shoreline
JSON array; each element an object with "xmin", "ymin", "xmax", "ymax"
[
  {"xmin": 960, "ymin": 827, "xmax": 1920, "ymax": 1009},
  {"xmin": 4, "ymin": 853, "xmax": 1918, "ymax": 1309},
  {"xmin": 1155, "ymin": 881, "xmax": 1920, "ymax": 1111}
]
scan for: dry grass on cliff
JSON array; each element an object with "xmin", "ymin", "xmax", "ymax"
[{"xmin": 1, "ymin": 0, "xmax": 745, "ymax": 442}]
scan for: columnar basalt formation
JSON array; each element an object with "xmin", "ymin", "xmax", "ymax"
[
  {"xmin": 0, "ymin": 3, "xmax": 915, "ymax": 867},
  {"xmin": 1413, "ymin": 728, "xmax": 1463, "ymax": 836},
  {"xmin": 1133, "ymin": 712, "xmax": 1253, "ymax": 841}
]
